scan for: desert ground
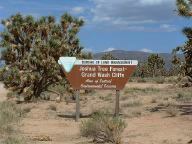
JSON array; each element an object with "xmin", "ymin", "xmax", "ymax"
[{"xmin": 0, "ymin": 81, "xmax": 192, "ymax": 144}]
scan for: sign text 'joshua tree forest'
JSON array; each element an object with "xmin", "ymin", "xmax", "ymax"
[{"xmin": 58, "ymin": 57, "xmax": 138, "ymax": 121}]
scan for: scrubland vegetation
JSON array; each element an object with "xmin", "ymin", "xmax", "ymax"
[
  {"xmin": 0, "ymin": 79, "xmax": 191, "ymax": 144},
  {"xmin": 0, "ymin": 101, "xmax": 25, "ymax": 144},
  {"xmin": 0, "ymin": 0, "xmax": 191, "ymax": 143}
]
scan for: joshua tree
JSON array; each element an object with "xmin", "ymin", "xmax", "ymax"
[
  {"xmin": 174, "ymin": 0, "xmax": 192, "ymax": 82},
  {"xmin": 147, "ymin": 54, "xmax": 165, "ymax": 77},
  {"xmin": 0, "ymin": 13, "xmax": 84, "ymax": 100}
]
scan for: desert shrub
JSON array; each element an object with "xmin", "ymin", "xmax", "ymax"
[
  {"xmin": 175, "ymin": 92, "xmax": 192, "ymax": 102},
  {"xmin": 166, "ymin": 76, "xmax": 178, "ymax": 83},
  {"xmin": 47, "ymin": 80, "xmax": 68, "ymax": 95},
  {"xmin": 137, "ymin": 78, "xmax": 146, "ymax": 83},
  {"xmin": 155, "ymin": 77, "xmax": 165, "ymax": 84},
  {"xmin": 124, "ymin": 87, "xmax": 159, "ymax": 94},
  {"xmin": 80, "ymin": 111, "xmax": 126, "ymax": 144},
  {"xmin": 166, "ymin": 106, "xmax": 178, "ymax": 117},
  {"xmin": 0, "ymin": 102, "xmax": 22, "ymax": 134},
  {"xmin": 158, "ymin": 99, "xmax": 178, "ymax": 107}
]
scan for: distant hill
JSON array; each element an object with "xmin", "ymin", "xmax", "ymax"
[
  {"xmin": 0, "ymin": 49, "xmax": 183, "ymax": 69},
  {"xmin": 94, "ymin": 50, "xmax": 183, "ymax": 69}
]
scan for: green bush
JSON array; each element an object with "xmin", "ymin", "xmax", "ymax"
[
  {"xmin": 175, "ymin": 92, "xmax": 192, "ymax": 102},
  {"xmin": 166, "ymin": 76, "xmax": 178, "ymax": 83},
  {"xmin": 80, "ymin": 111, "xmax": 126, "ymax": 144},
  {"xmin": 155, "ymin": 77, "xmax": 165, "ymax": 84}
]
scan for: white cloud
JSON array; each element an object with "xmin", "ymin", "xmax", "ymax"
[
  {"xmin": 71, "ymin": 7, "xmax": 85, "ymax": 15},
  {"xmin": 140, "ymin": 48, "xmax": 153, "ymax": 53},
  {"xmin": 90, "ymin": 0, "xmax": 176, "ymax": 31},
  {"xmin": 104, "ymin": 47, "xmax": 116, "ymax": 52},
  {"xmin": 139, "ymin": 0, "xmax": 173, "ymax": 6},
  {"xmin": 83, "ymin": 48, "xmax": 93, "ymax": 52},
  {"xmin": 160, "ymin": 24, "xmax": 177, "ymax": 32}
]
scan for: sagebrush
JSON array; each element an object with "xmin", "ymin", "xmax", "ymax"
[{"xmin": 80, "ymin": 111, "xmax": 126, "ymax": 144}]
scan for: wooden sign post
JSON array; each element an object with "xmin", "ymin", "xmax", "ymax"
[
  {"xmin": 58, "ymin": 57, "xmax": 138, "ymax": 121},
  {"xmin": 115, "ymin": 90, "xmax": 120, "ymax": 117},
  {"xmin": 75, "ymin": 90, "xmax": 80, "ymax": 122}
]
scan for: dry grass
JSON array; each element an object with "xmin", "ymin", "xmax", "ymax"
[
  {"xmin": 0, "ymin": 101, "xmax": 24, "ymax": 144},
  {"xmin": 124, "ymin": 109, "xmax": 142, "ymax": 118},
  {"xmin": 99, "ymin": 93, "xmax": 113, "ymax": 101},
  {"xmin": 0, "ymin": 102, "xmax": 22, "ymax": 134},
  {"xmin": 3, "ymin": 136, "xmax": 24, "ymax": 144},
  {"xmin": 124, "ymin": 87, "xmax": 159, "ymax": 95},
  {"xmin": 121, "ymin": 99, "xmax": 142, "ymax": 108}
]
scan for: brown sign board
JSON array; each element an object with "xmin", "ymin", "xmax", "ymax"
[{"xmin": 58, "ymin": 57, "xmax": 138, "ymax": 90}]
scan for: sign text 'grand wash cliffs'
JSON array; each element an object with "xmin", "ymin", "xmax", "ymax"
[{"xmin": 58, "ymin": 57, "xmax": 138, "ymax": 90}]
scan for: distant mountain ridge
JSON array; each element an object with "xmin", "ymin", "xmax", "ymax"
[
  {"xmin": 0, "ymin": 50, "xmax": 183, "ymax": 69},
  {"xmin": 94, "ymin": 50, "xmax": 183, "ymax": 69}
]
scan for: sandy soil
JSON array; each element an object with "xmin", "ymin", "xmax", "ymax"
[
  {"xmin": 0, "ymin": 83, "xmax": 8, "ymax": 102},
  {"xmin": 1, "ymin": 82, "xmax": 192, "ymax": 144}
]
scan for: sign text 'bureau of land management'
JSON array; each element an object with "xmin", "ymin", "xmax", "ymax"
[{"xmin": 58, "ymin": 57, "xmax": 138, "ymax": 90}]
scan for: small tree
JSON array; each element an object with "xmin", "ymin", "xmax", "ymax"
[
  {"xmin": 147, "ymin": 54, "xmax": 165, "ymax": 77},
  {"xmin": 133, "ymin": 62, "xmax": 148, "ymax": 78},
  {"xmin": 0, "ymin": 13, "xmax": 84, "ymax": 100},
  {"xmin": 174, "ymin": 0, "xmax": 192, "ymax": 82}
]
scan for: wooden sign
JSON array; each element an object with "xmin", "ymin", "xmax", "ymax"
[
  {"xmin": 58, "ymin": 57, "xmax": 138, "ymax": 90},
  {"xmin": 58, "ymin": 57, "xmax": 138, "ymax": 121}
]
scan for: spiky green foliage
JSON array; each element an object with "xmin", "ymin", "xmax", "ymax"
[
  {"xmin": 174, "ymin": 0, "xmax": 192, "ymax": 82},
  {"xmin": 176, "ymin": 0, "xmax": 192, "ymax": 17},
  {"xmin": 0, "ymin": 13, "xmax": 84, "ymax": 100},
  {"xmin": 147, "ymin": 54, "xmax": 165, "ymax": 77}
]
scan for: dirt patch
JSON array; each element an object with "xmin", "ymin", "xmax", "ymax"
[
  {"xmin": 1, "ymin": 82, "xmax": 192, "ymax": 144},
  {"xmin": 0, "ymin": 83, "xmax": 8, "ymax": 102}
]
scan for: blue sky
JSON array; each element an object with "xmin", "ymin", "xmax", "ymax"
[{"xmin": 0, "ymin": 0, "xmax": 191, "ymax": 53}]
